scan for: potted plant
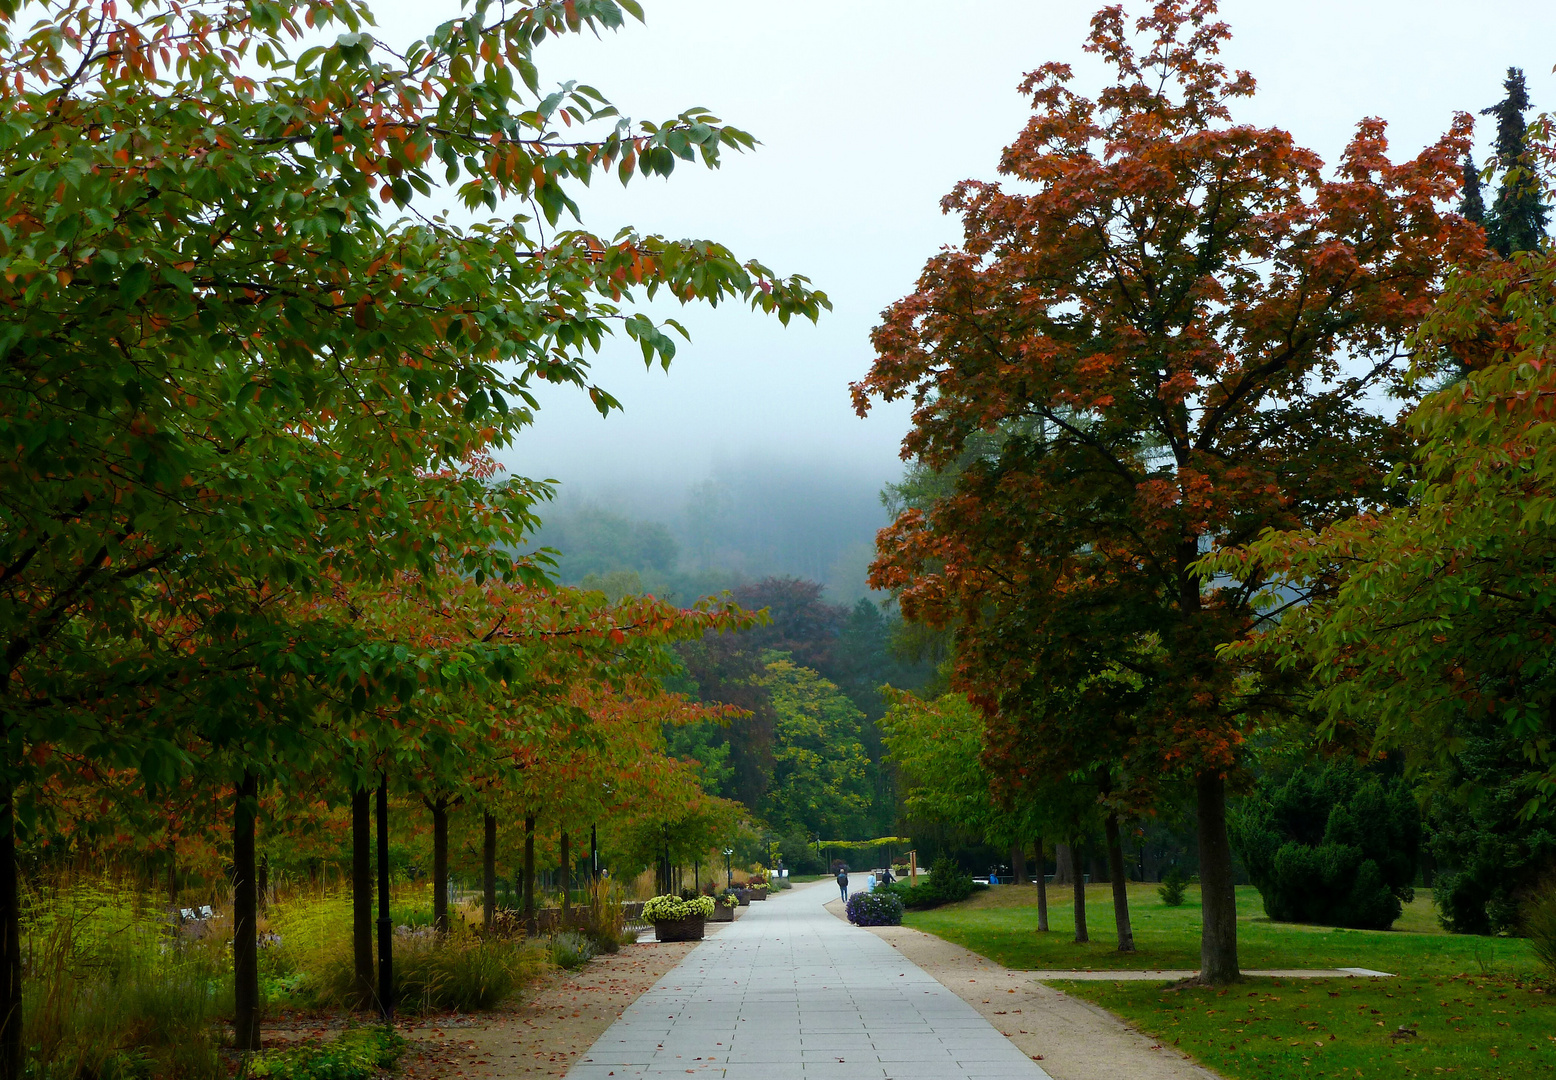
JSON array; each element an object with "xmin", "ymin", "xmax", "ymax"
[
  {"xmin": 644, "ymin": 893, "xmax": 716, "ymax": 941},
  {"xmin": 734, "ymin": 887, "xmax": 751, "ymax": 906},
  {"xmin": 747, "ymin": 875, "xmax": 770, "ymax": 901},
  {"xmin": 711, "ymin": 890, "xmax": 739, "ymax": 922}
]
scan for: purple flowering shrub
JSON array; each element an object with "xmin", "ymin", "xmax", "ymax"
[{"xmin": 845, "ymin": 890, "xmax": 904, "ymax": 927}]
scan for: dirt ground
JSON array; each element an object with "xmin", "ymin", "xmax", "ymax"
[
  {"xmin": 394, "ymin": 940, "xmax": 696, "ymax": 1079},
  {"xmin": 822, "ymin": 897, "xmax": 1219, "ymax": 1080},
  {"xmin": 262, "ymin": 939, "xmax": 695, "ymax": 1079}
]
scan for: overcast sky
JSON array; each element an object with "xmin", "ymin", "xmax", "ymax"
[{"xmin": 374, "ymin": 0, "xmax": 1556, "ymax": 501}]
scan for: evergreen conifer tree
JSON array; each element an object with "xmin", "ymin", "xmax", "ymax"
[
  {"xmin": 1482, "ymin": 67, "xmax": 1548, "ymax": 255},
  {"xmin": 1459, "ymin": 154, "xmax": 1486, "ymax": 224}
]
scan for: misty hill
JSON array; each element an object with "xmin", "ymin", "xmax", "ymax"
[{"xmin": 527, "ymin": 459, "xmax": 891, "ymax": 604}]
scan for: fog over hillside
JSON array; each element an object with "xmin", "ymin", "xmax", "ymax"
[{"xmin": 524, "ymin": 455, "xmax": 892, "ymax": 604}]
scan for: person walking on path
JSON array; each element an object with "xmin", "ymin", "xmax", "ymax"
[{"xmin": 836, "ymin": 866, "xmax": 849, "ymax": 902}]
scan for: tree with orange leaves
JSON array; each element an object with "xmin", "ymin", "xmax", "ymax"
[{"xmin": 853, "ymin": 0, "xmax": 1475, "ymax": 982}]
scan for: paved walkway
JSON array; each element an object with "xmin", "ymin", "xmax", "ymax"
[{"xmin": 568, "ymin": 881, "xmax": 1052, "ymax": 1079}]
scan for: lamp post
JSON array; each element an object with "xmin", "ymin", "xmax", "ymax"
[{"xmin": 723, "ymin": 848, "xmax": 733, "ymax": 888}]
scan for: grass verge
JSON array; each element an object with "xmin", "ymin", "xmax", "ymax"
[
  {"xmin": 1060, "ymin": 975, "xmax": 1556, "ymax": 1078},
  {"xmin": 902, "ymin": 883, "xmax": 1537, "ymax": 976}
]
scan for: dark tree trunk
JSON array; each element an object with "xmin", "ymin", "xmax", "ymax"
[
  {"xmin": 483, "ymin": 812, "xmax": 497, "ymax": 931},
  {"xmin": 560, "ymin": 831, "xmax": 571, "ymax": 924},
  {"xmin": 1034, "ymin": 835, "xmax": 1049, "ymax": 932},
  {"xmin": 1053, "ymin": 842, "xmax": 1074, "ymax": 886},
  {"xmin": 351, "ymin": 787, "xmax": 374, "ymax": 1010},
  {"xmin": 1071, "ymin": 838, "xmax": 1088, "ymax": 944},
  {"xmin": 0, "ymin": 778, "xmax": 25, "ymax": 1080},
  {"xmin": 1105, "ymin": 814, "xmax": 1135, "ymax": 953},
  {"xmin": 590, "ymin": 824, "xmax": 598, "ymax": 881},
  {"xmin": 431, "ymin": 797, "xmax": 449, "ymax": 934},
  {"xmin": 375, "ymin": 776, "xmax": 393, "ymax": 1018},
  {"xmin": 522, "ymin": 815, "xmax": 536, "ymax": 935},
  {"xmin": 1197, "ymin": 771, "xmax": 1240, "ymax": 983},
  {"xmin": 1010, "ymin": 842, "xmax": 1026, "ymax": 885},
  {"xmin": 232, "ymin": 771, "xmax": 260, "ymax": 1052}
]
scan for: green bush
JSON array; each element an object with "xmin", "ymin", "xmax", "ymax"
[
  {"xmin": 1157, "ymin": 866, "xmax": 1189, "ymax": 907},
  {"xmin": 549, "ymin": 930, "xmax": 597, "ymax": 971},
  {"xmin": 249, "ymin": 1025, "xmax": 405, "ymax": 1080},
  {"xmin": 1230, "ymin": 762, "xmax": 1419, "ymax": 930},
  {"xmin": 888, "ymin": 858, "xmax": 979, "ymax": 910}
]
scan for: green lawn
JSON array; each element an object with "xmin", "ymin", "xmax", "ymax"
[
  {"xmin": 903, "ymin": 883, "xmax": 1537, "ymax": 976},
  {"xmin": 905, "ymin": 882, "xmax": 1555, "ymax": 1078},
  {"xmin": 1063, "ymin": 976, "xmax": 1556, "ymax": 1078}
]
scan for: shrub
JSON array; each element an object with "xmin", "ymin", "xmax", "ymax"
[
  {"xmin": 549, "ymin": 930, "xmax": 598, "ymax": 971},
  {"xmin": 1526, "ymin": 886, "xmax": 1556, "ymax": 979},
  {"xmin": 845, "ymin": 891, "xmax": 904, "ymax": 927},
  {"xmin": 642, "ymin": 894, "xmax": 715, "ymax": 921},
  {"xmin": 249, "ymin": 1025, "xmax": 405, "ymax": 1080},
  {"xmin": 716, "ymin": 890, "xmax": 740, "ymax": 909},
  {"xmin": 1157, "ymin": 866, "xmax": 1189, "ymax": 907},
  {"xmin": 887, "ymin": 859, "xmax": 979, "ymax": 911},
  {"xmin": 1230, "ymin": 762, "xmax": 1419, "ymax": 930}
]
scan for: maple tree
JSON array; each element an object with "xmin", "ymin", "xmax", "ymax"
[{"xmin": 852, "ymin": 0, "xmax": 1473, "ymax": 982}]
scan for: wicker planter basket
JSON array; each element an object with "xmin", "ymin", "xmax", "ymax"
[
  {"xmin": 735, "ymin": 888, "xmax": 751, "ymax": 906},
  {"xmin": 749, "ymin": 889, "xmax": 768, "ymax": 901},
  {"xmin": 653, "ymin": 915, "xmax": 706, "ymax": 942},
  {"xmin": 710, "ymin": 904, "xmax": 735, "ymax": 922}
]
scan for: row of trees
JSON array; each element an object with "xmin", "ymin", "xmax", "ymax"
[
  {"xmin": 0, "ymin": 0, "xmax": 827, "ymax": 1070},
  {"xmin": 856, "ymin": 1, "xmax": 1554, "ymax": 982}
]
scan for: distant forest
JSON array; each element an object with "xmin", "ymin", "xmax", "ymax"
[{"xmin": 527, "ymin": 464, "xmax": 936, "ymax": 863}]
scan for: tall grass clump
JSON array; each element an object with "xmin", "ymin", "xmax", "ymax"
[
  {"xmin": 1526, "ymin": 885, "xmax": 1556, "ymax": 980},
  {"xmin": 548, "ymin": 931, "xmax": 596, "ymax": 971},
  {"xmin": 581, "ymin": 878, "xmax": 625, "ymax": 954},
  {"xmin": 23, "ymin": 877, "xmax": 226, "ymax": 1079},
  {"xmin": 392, "ymin": 924, "xmax": 548, "ymax": 1012}
]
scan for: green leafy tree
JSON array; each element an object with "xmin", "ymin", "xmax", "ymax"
[
  {"xmin": 758, "ymin": 657, "xmax": 873, "ymax": 839},
  {"xmin": 0, "ymin": 0, "xmax": 825, "ymax": 1066}
]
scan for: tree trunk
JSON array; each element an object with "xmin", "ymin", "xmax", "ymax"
[
  {"xmin": 1053, "ymin": 842, "xmax": 1074, "ymax": 885},
  {"xmin": 1034, "ymin": 835, "xmax": 1049, "ymax": 932},
  {"xmin": 483, "ymin": 812, "xmax": 496, "ymax": 931},
  {"xmin": 375, "ymin": 775, "xmax": 394, "ymax": 1018},
  {"xmin": 522, "ymin": 814, "xmax": 536, "ymax": 935},
  {"xmin": 232, "ymin": 771, "xmax": 260, "ymax": 1052},
  {"xmin": 431, "ymin": 797, "xmax": 449, "ymax": 934},
  {"xmin": 1071, "ymin": 838, "xmax": 1088, "ymax": 944},
  {"xmin": 1197, "ymin": 771, "xmax": 1240, "ymax": 983},
  {"xmin": 351, "ymin": 787, "xmax": 374, "ymax": 1010},
  {"xmin": 560, "ymin": 831, "xmax": 571, "ymax": 925},
  {"xmin": 0, "ymin": 778, "xmax": 25, "ymax": 1080},
  {"xmin": 1010, "ymin": 841, "xmax": 1026, "ymax": 885},
  {"xmin": 1105, "ymin": 814, "xmax": 1135, "ymax": 953}
]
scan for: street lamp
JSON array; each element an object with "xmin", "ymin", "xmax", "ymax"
[{"xmin": 723, "ymin": 848, "xmax": 734, "ymax": 888}]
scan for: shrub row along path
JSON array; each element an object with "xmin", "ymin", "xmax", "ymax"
[{"xmin": 568, "ymin": 880, "xmax": 1209, "ymax": 1080}]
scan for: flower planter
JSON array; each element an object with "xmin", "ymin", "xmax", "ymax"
[
  {"xmin": 711, "ymin": 904, "xmax": 735, "ymax": 922},
  {"xmin": 653, "ymin": 915, "xmax": 706, "ymax": 942},
  {"xmin": 735, "ymin": 888, "xmax": 751, "ymax": 906},
  {"xmin": 749, "ymin": 890, "xmax": 768, "ymax": 902}
]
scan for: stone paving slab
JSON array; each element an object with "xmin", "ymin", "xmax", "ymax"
[{"xmin": 568, "ymin": 882, "xmax": 1053, "ymax": 1080}]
